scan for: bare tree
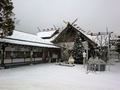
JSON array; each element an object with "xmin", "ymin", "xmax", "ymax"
[
  {"xmin": 92, "ymin": 34, "xmax": 108, "ymax": 62},
  {"xmin": 92, "ymin": 33, "xmax": 118, "ymax": 62}
]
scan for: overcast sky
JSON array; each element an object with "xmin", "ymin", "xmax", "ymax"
[{"xmin": 12, "ymin": 0, "xmax": 120, "ymax": 35}]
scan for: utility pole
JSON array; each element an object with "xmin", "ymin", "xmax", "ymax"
[{"xmin": 106, "ymin": 27, "xmax": 113, "ymax": 71}]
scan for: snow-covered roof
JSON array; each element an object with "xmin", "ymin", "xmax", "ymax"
[
  {"xmin": 9, "ymin": 30, "xmax": 52, "ymax": 44},
  {"xmin": 36, "ymin": 25, "xmax": 98, "ymax": 47},
  {"xmin": 37, "ymin": 30, "xmax": 59, "ymax": 43},
  {"xmin": 0, "ymin": 30, "xmax": 58, "ymax": 48},
  {"xmin": 52, "ymin": 25, "xmax": 97, "ymax": 47},
  {"xmin": 37, "ymin": 30, "xmax": 56, "ymax": 38},
  {"xmin": 78, "ymin": 30, "xmax": 94, "ymax": 41}
]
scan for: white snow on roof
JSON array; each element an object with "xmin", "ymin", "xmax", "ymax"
[
  {"xmin": 8, "ymin": 30, "xmax": 52, "ymax": 44},
  {"xmin": 0, "ymin": 30, "xmax": 58, "ymax": 48},
  {"xmin": 78, "ymin": 29, "xmax": 96, "ymax": 43},
  {"xmin": 37, "ymin": 27, "xmax": 97, "ymax": 45},
  {"xmin": 3, "ymin": 39, "xmax": 58, "ymax": 48},
  {"xmin": 37, "ymin": 30, "xmax": 60, "ymax": 42},
  {"xmin": 37, "ymin": 30, "xmax": 56, "ymax": 38}
]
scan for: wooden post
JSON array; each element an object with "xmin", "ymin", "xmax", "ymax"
[
  {"xmin": 42, "ymin": 48, "xmax": 45, "ymax": 62},
  {"xmin": 11, "ymin": 46, "xmax": 14, "ymax": 63},
  {"xmin": 1, "ymin": 44, "xmax": 5, "ymax": 68},
  {"xmin": 30, "ymin": 55, "xmax": 32, "ymax": 63},
  {"xmin": 30, "ymin": 47, "xmax": 33, "ymax": 65},
  {"xmin": 24, "ymin": 51, "xmax": 26, "ymax": 62}
]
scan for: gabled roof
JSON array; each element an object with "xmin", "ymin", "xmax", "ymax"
[
  {"xmin": 52, "ymin": 24, "xmax": 97, "ymax": 47},
  {"xmin": 0, "ymin": 30, "xmax": 58, "ymax": 48}
]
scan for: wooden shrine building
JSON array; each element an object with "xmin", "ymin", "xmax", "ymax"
[
  {"xmin": 0, "ymin": 30, "xmax": 60, "ymax": 68},
  {"xmin": 52, "ymin": 23, "xmax": 97, "ymax": 63}
]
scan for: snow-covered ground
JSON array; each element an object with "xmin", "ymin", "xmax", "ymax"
[{"xmin": 0, "ymin": 62, "xmax": 120, "ymax": 90}]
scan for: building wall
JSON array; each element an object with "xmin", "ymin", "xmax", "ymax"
[
  {"xmin": 110, "ymin": 50, "xmax": 120, "ymax": 61},
  {"xmin": 1, "ymin": 43, "xmax": 60, "ymax": 65},
  {"xmin": 54, "ymin": 41, "xmax": 89, "ymax": 61},
  {"xmin": 110, "ymin": 45, "xmax": 120, "ymax": 61}
]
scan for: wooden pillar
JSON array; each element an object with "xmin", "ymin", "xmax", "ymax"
[
  {"xmin": 30, "ymin": 51, "xmax": 33, "ymax": 64},
  {"xmin": 1, "ymin": 44, "xmax": 5, "ymax": 68},
  {"xmin": 48, "ymin": 51, "xmax": 51, "ymax": 63},
  {"xmin": 30, "ymin": 47, "xmax": 33, "ymax": 64},
  {"xmin": 11, "ymin": 46, "xmax": 14, "ymax": 63},
  {"xmin": 23, "ymin": 46, "xmax": 25, "ymax": 62},
  {"xmin": 42, "ymin": 48, "xmax": 44, "ymax": 60},
  {"xmin": 42, "ymin": 47, "xmax": 50, "ymax": 63}
]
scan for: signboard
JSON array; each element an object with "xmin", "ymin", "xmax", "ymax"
[{"xmin": 5, "ymin": 47, "xmax": 11, "ymax": 51}]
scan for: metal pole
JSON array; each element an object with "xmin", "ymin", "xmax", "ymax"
[
  {"xmin": 108, "ymin": 32, "xmax": 111, "ymax": 71},
  {"xmin": 108, "ymin": 31, "xmax": 113, "ymax": 71}
]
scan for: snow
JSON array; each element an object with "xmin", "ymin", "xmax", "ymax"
[
  {"xmin": 0, "ymin": 62, "xmax": 120, "ymax": 90},
  {"xmin": 0, "ymin": 30, "xmax": 58, "ymax": 48},
  {"xmin": 37, "ymin": 31, "xmax": 56, "ymax": 38},
  {"xmin": 8, "ymin": 30, "xmax": 51, "ymax": 44}
]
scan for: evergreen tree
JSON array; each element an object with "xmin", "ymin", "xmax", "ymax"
[
  {"xmin": 73, "ymin": 32, "xmax": 84, "ymax": 64},
  {"xmin": 0, "ymin": 0, "xmax": 15, "ymax": 38}
]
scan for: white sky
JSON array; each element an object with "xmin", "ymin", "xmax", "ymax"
[{"xmin": 12, "ymin": 0, "xmax": 120, "ymax": 35}]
